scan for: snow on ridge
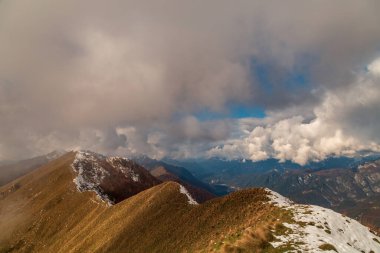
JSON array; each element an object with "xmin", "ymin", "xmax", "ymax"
[
  {"xmin": 106, "ymin": 157, "xmax": 140, "ymax": 182},
  {"xmin": 179, "ymin": 184, "xmax": 198, "ymax": 205},
  {"xmin": 71, "ymin": 151, "xmax": 142, "ymax": 206},
  {"xmin": 266, "ymin": 189, "xmax": 380, "ymax": 252},
  {"xmin": 71, "ymin": 151, "xmax": 113, "ymax": 205},
  {"xmin": 266, "ymin": 188, "xmax": 294, "ymax": 207}
]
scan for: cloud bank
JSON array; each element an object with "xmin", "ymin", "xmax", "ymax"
[
  {"xmin": 209, "ymin": 64, "xmax": 380, "ymax": 164},
  {"xmin": 0, "ymin": 0, "xmax": 380, "ymax": 163}
]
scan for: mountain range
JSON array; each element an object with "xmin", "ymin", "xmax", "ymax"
[
  {"xmin": 1, "ymin": 151, "xmax": 380, "ymax": 252},
  {"xmin": 166, "ymin": 156, "xmax": 380, "ymax": 232}
]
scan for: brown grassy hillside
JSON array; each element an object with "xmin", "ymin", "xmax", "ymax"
[
  {"xmin": 150, "ymin": 166, "xmax": 216, "ymax": 203},
  {"xmin": 0, "ymin": 153, "xmax": 291, "ymax": 253},
  {"xmin": 0, "ymin": 151, "xmax": 67, "ymax": 187},
  {"xmin": 0, "ymin": 156, "xmax": 49, "ymax": 187}
]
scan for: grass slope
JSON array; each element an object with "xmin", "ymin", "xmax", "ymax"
[
  {"xmin": 0, "ymin": 156, "xmax": 49, "ymax": 187},
  {"xmin": 0, "ymin": 152, "xmax": 290, "ymax": 253},
  {"xmin": 150, "ymin": 166, "xmax": 216, "ymax": 203}
]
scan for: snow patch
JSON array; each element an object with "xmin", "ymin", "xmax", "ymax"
[
  {"xmin": 107, "ymin": 157, "xmax": 140, "ymax": 182},
  {"xmin": 71, "ymin": 151, "xmax": 113, "ymax": 205},
  {"xmin": 266, "ymin": 188, "xmax": 294, "ymax": 207},
  {"xmin": 71, "ymin": 151, "xmax": 151, "ymax": 206},
  {"xmin": 179, "ymin": 185, "xmax": 198, "ymax": 205},
  {"xmin": 266, "ymin": 189, "xmax": 380, "ymax": 252}
]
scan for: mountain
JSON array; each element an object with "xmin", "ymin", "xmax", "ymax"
[
  {"xmin": 168, "ymin": 155, "xmax": 380, "ymax": 184},
  {"xmin": 178, "ymin": 157, "xmax": 380, "ymax": 232},
  {"xmin": 0, "ymin": 150, "xmax": 67, "ymax": 187},
  {"xmin": 71, "ymin": 151, "xmax": 161, "ymax": 204},
  {"xmin": 1, "ymin": 151, "xmax": 379, "ymax": 252},
  {"xmin": 236, "ymin": 160, "xmax": 380, "ymax": 232},
  {"xmin": 133, "ymin": 156, "xmax": 223, "ymax": 202},
  {"xmin": 266, "ymin": 190, "xmax": 380, "ymax": 252},
  {"xmin": 149, "ymin": 166, "xmax": 215, "ymax": 203}
]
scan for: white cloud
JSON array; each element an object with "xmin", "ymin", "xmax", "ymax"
[
  {"xmin": 368, "ymin": 58, "xmax": 380, "ymax": 76},
  {"xmin": 208, "ymin": 59, "xmax": 380, "ymax": 164}
]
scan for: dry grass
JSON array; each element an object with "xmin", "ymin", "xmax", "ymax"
[
  {"xmin": 0, "ymin": 153, "xmax": 289, "ymax": 253},
  {"xmin": 318, "ymin": 243, "xmax": 337, "ymax": 252}
]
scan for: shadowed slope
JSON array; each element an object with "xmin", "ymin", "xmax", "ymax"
[
  {"xmin": 134, "ymin": 156, "xmax": 221, "ymax": 197},
  {"xmin": 150, "ymin": 166, "xmax": 215, "ymax": 203},
  {"xmin": 71, "ymin": 151, "xmax": 161, "ymax": 204}
]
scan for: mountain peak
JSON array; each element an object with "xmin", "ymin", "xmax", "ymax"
[{"xmin": 71, "ymin": 151, "xmax": 160, "ymax": 205}]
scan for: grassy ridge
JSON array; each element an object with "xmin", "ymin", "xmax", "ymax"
[{"xmin": 0, "ymin": 153, "xmax": 288, "ymax": 253}]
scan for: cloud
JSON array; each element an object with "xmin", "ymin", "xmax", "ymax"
[
  {"xmin": 368, "ymin": 58, "xmax": 380, "ymax": 76},
  {"xmin": 0, "ymin": 0, "xmax": 380, "ymax": 160},
  {"xmin": 209, "ymin": 60, "xmax": 380, "ymax": 164}
]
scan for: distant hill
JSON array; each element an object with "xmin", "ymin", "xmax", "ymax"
[
  {"xmin": 172, "ymin": 156, "xmax": 380, "ymax": 232},
  {"xmin": 133, "ymin": 156, "xmax": 226, "ymax": 199},
  {"xmin": 1, "ymin": 151, "xmax": 379, "ymax": 252},
  {"xmin": 149, "ymin": 166, "xmax": 215, "ymax": 203},
  {"xmin": 0, "ymin": 150, "xmax": 67, "ymax": 186},
  {"xmin": 166, "ymin": 155, "xmax": 380, "ymax": 183},
  {"xmin": 231, "ymin": 160, "xmax": 380, "ymax": 232}
]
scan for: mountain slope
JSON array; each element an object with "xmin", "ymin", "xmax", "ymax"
[
  {"xmin": 1, "ymin": 152, "xmax": 379, "ymax": 253},
  {"xmin": 0, "ymin": 153, "xmax": 278, "ymax": 252},
  {"xmin": 134, "ymin": 156, "xmax": 219, "ymax": 201},
  {"xmin": 179, "ymin": 157, "xmax": 380, "ymax": 231},
  {"xmin": 226, "ymin": 160, "xmax": 380, "ymax": 231},
  {"xmin": 149, "ymin": 166, "xmax": 215, "ymax": 203},
  {"xmin": 72, "ymin": 151, "xmax": 160, "ymax": 204},
  {"xmin": 267, "ymin": 190, "xmax": 380, "ymax": 252},
  {"xmin": 0, "ymin": 150, "xmax": 67, "ymax": 186}
]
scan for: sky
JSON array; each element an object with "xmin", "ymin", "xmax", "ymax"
[{"xmin": 1, "ymin": 0, "xmax": 380, "ymax": 164}]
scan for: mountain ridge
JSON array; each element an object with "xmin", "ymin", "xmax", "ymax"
[
  {"xmin": 167, "ymin": 156, "xmax": 380, "ymax": 232},
  {"xmin": 1, "ymin": 151, "xmax": 379, "ymax": 252},
  {"xmin": 71, "ymin": 151, "xmax": 160, "ymax": 204},
  {"xmin": 0, "ymin": 150, "xmax": 67, "ymax": 187}
]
